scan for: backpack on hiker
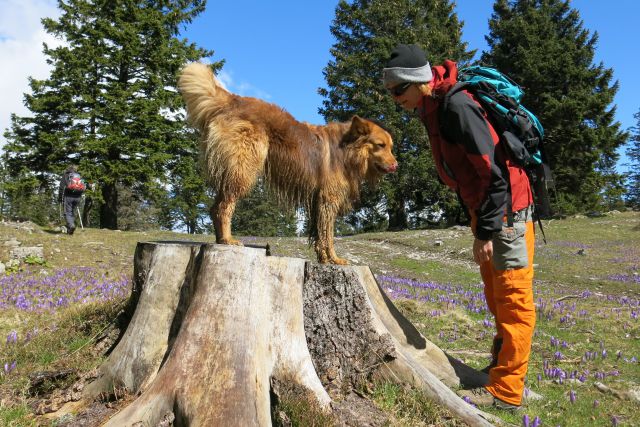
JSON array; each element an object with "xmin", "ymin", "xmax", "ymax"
[
  {"xmin": 65, "ymin": 172, "xmax": 87, "ymax": 195},
  {"xmin": 445, "ymin": 65, "xmax": 555, "ymax": 239}
]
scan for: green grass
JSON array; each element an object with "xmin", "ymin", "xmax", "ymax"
[
  {"xmin": 0, "ymin": 404, "xmax": 36, "ymax": 427},
  {"xmin": 390, "ymin": 257, "xmax": 481, "ymax": 285},
  {"xmin": 371, "ymin": 381, "xmax": 463, "ymax": 426},
  {"xmin": 272, "ymin": 387, "xmax": 335, "ymax": 427},
  {"xmin": 0, "ymin": 211, "xmax": 638, "ymax": 426},
  {"xmin": 372, "ymin": 212, "xmax": 640, "ymax": 426}
]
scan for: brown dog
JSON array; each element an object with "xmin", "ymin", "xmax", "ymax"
[{"xmin": 178, "ymin": 62, "xmax": 397, "ymax": 264}]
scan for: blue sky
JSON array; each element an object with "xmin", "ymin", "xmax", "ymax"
[
  {"xmin": 182, "ymin": 0, "xmax": 639, "ymax": 172},
  {"xmin": 1, "ymin": 0, "xmax": 637, "ymax": 172}
]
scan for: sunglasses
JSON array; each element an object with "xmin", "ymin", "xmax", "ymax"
[{"xmin": 390, "ymin": 82, "xmax": 412, "ymax": 97}]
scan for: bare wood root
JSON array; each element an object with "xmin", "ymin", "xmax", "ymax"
[{"xmin": 84, "ymin": 242, "xmax": 203, "ymax": 398}]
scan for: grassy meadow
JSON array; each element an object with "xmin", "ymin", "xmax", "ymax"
[{"xmin": 0, "ymin": 211, "xmax": 638, "ymax": 426}]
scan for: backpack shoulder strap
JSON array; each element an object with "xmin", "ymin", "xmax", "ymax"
[
  {"xmin": 438, "ymin": 82, "xmax": 471, "ymax": 137},
  {"xmin": 441, "ymin": 81, "xmax": 469, "ymax": 112}
]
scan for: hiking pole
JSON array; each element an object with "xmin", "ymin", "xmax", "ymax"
[
  {"xmin": 59, "ymin": 198, "xmax": 65, "ymax": 233},
  {"xmin": 77, "ymin": 207, "xmax": 84, "ymax": 229},
  {"xmin": 77, "ymin": 197, "xmax": 84, "ymax": 230}
]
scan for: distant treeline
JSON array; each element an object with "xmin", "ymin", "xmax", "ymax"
[{"xmin": 1, "ymin": 0, "xmax": 638, "ymax": 235}]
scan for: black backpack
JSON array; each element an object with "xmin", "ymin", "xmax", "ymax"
[{"xmin": 443, "ymin": 67, "xmax": 555, "ymax": 240}]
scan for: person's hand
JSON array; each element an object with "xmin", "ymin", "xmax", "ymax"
[{"xmin": 473, "ymin": 238, "xmax": 493, "ymax": 265}]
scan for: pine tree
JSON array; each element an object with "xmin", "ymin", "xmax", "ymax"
[
  {"xmin": 320, "ymin": 0, "xmax": 472, "ymax": 231},
  {"xmin": 481, "ymin": 0, "xmax": 628, "ymax": 213},
  {"xmin": 626, "ymin": 109, "xmax": 640, "ymax": 208},
  {"xmin": 0, "ymin": 152, "xmax": 8, "ymax": 219},
  {"xmin": 0, "ymin": 152, "xmax": 58, "ymax": 224},
  {"xmin": 160, "ymin": 147, "xmax": 211, "ymax": 234},
  {"xmin": 3, "ymin": 0, "xmax": 215, "ymax": 229},
  {"xmin": 232, "ymin": 179, "xmax": 298, "ymax": 238}
]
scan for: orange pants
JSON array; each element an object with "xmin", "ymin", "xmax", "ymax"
[{"xmin": 479, "ymin": 220, "xmax": 536, "ymax": 405}]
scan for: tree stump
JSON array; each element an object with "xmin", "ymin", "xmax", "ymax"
[{"xmin": 82, "ymin": 242, "xmax": 503, "ymax": 426}]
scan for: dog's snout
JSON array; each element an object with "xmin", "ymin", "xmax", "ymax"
[{"xmin": 387, "ymin": 163, "xmax": 398, "ymax": 173}]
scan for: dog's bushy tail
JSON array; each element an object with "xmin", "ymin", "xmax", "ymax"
[{"xmin": 178, "ymin": 62, "xmax": 231, "ymax": 133}]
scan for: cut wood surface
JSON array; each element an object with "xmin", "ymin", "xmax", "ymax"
[{"xmin": 81, "ymin": 242, "xmax": 505, "ymax": 426}]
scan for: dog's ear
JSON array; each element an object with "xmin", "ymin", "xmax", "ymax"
[
  {"xmin": 342, "ymin": 115, "xmax": 371, "ymax": 146},
  {"xmin": 349, "ymin": 115, "xmax": 370, "ymax": 136}
]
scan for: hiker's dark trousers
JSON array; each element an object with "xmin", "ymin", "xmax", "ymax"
[{"xmin": 63, "ymin": 195, "xmax": 81, "ymax": 229}]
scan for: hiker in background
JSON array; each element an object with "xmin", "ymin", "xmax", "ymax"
[
  {"xmin": 383, "ymin": 44, "xmax": 536, "ymax": 411},
  {"xmin": 58, "ymin": 165, "xmax": 87, "ymax": 235}
]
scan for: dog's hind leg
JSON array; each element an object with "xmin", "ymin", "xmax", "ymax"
[
  {"xmin": 211, "ymin": 193, "xmax": 241, "ymax": 246},
  {"xmin": 206, "ymin": 122, "xmax": 268, "ymax": 245}
]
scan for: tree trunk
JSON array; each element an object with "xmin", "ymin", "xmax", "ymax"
[
  {"xmin": 386, "ymin": 196, "xmax": 408, "ymax": 231},
  {"xmin": 82, "ymin": 242, "xmax": 506, "ymax": 426},
  {"xmin": 99, "ymin": 182, "xmax": 117, "ymax": 230},
  {"xmin": 81, "ymin": 196, "xmax": 93, "ymax": 228}
]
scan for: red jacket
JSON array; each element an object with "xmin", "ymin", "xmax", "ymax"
[{"xmin": 418, "ymin": 60, "xmax": 532, "ymax": 240}]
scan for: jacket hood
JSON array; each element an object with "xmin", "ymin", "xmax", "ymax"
[
  {"xmin": 430, "ymin": 60, "xmax": 458, "ymax": 99},
  {"xmin": 421, "ymin": 60, "xmax": 459, "ymax": 115}
]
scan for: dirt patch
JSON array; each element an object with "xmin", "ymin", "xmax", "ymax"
[{"xmin": 331, "ymin": 392, "xmax": 389, "ymax": 426}]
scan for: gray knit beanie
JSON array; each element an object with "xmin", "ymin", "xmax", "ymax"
[{"xmin": 383, "ymin": 44, "xmax": 433, "ymax": 88}]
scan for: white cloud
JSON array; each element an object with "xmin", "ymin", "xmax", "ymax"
[
  {"xmin": 216, "ymin": 68, "xmax": 271, "ymax": 100},
  {"xmin": 215, "ymin": 69, "xmax": 232, "ymax": 91},
  {"xmin": 0, "ymin": 1, "xmax": 271, "ymax": 152},
  {"xmin": 0, "ymin": 0, "xmax": 61, "ymax": 149}
]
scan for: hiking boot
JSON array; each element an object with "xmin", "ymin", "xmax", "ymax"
[
  {"xmin": 493, "ymin": 397, "xmax": 522, "ymax": 411},
  {"xmin": 457, "ymin": 387, "xmax": 522, "ymax": 411},
  {"xmin": 457, "ymin": 387, "xmax": 495, "ymax": 406},
  {"xmin": 67, "ymin": 226, "xmax": 75, "ymax": 235}
]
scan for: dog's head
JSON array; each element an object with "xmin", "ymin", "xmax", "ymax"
[{"xmin": 342, "ymin": 116, "xmax": 398, "ymax": 182}]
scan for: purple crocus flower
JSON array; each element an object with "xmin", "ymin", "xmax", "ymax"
[
  {"xmin": 531, "ymin": 417, "xmax": 541, "ymax": 427},
  {"xmin": 462, "ymin": 396, "xmax": 476, "ymax": 407},
  {"xmin": 523, "ymin": 414, "xmax": 530, "ymax": 427},
  {"xmin": 569, "ymin": 390, "xmax": 576, "ymax": 403},
  {"xmin": 3, "ymin": 361, "xmax": 16, "ymax": 374},
  {"xmin": 6, "ymin": 331, "xmax": 17, "ymax": 344}
]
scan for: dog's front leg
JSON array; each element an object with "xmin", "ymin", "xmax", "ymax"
[{"xmin": 314, "ymin": 197, "xmax": 347, "ymax": 265}]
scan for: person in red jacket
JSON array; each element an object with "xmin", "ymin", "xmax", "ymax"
[{"xmin": 383, "ymin": 44, "xmax": 536, "ymax": 411}]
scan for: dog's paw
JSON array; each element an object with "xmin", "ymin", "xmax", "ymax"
[
  {"xmin": 330, "ymin": 257, "xmax": 349, "ymax": 265},
  {"xmin": 217, "ymin": 238, "xmax": 244, "ymax": 246}
]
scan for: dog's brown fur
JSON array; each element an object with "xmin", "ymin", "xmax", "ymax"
[{"xmin": 178, "ymin": 62, "xmax": 397, "ymax": 264}]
